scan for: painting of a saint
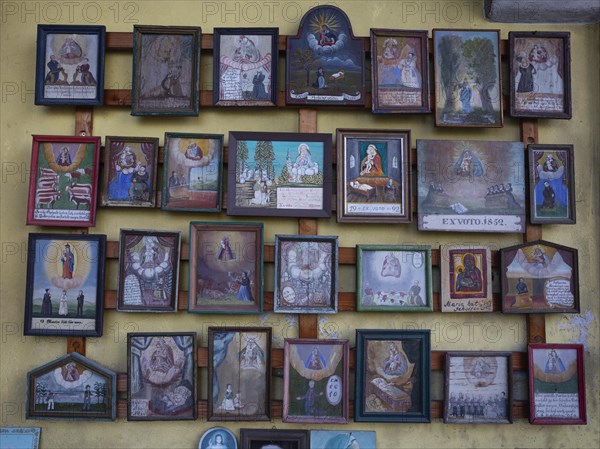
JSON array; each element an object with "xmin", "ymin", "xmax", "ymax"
[
  {"xmin": 529, "ymin": 146, "xmax": 575, "ymax": 223},
  {"xmin": 28, "ymin": 136, "xmax": 100, "ymax": 227},
  {"xmin": 501, "ymin": 241, "xmax": 579, "ymax": 313},
  {"xmin": 284, "ymin": 339, "xmax": 349, "ymax": 423},
  {"xmin": 162, "ymin": 134, "xmax": 223, "ymax": 212},
  {"xmin": 27, "ymin": 352, "xmax": 116, "ymax": 420},
  {"xmin": 25, "ymin": 234, "xmax": 105, "ymax": 337},
  {"xmin": 35, "ymin": 25, "xmax": 105, "ymax": 105},
  {"xmin": 442, "ymin": 245, "xmax": 492, "ymax": 312},
  {"xmin": 214, "ymin": 29, "xmax": 277, "ymax": 106},
  {"xmin": 208, "ymin": 328, "xmax": 271, "ymax": 421},
  {"xmin": 371, "ymin": 29, "xmax": 429, "ymax": 113},
  {"xmin": 102, "ymin": 137, "xmax": 158, "ymax": 207},
  {"xmin": 132, "ymin": 26, "xmax": 201, "ymax": 115},
  {"xmin": 417, "ymin": 140, "xmax": 526, "ymax": 233},
  {"xmin": 510, "ymin": 32, "xmax": 571, "ymax": 118},
  {"xmin": 287, "ymin": 5, "xmax": 365, "ymax": 106},
  {"xmin": 433, "ymin": 29, "xmax": 502, "ymax": 127},
  {"xmin": 127, "ymin": 333, "xmax": 196, "ymax": 420},
  {"xmin": 189, "ymin": 223, "xmax": 263, "ymax": 314}
]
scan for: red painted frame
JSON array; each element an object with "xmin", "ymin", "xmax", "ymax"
[
  {"xmin": 528, "ymin": 343, "xmax": 586, "ymax": 425},
  {"xmin": 27, "ymin": 135, "xmax": 101, "ymax": 228}
]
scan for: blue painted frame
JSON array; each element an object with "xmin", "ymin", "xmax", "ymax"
[{"xmin": 34, "ymin": 24, "xmax": 105, "ymax": 106}]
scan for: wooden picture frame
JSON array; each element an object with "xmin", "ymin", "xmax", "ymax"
[
  {"xmin": 131, "ymin": 25, "xmax": 201, "ymax": 116},
  {"xmin": 509, "ymin": 32, "xmax": 572, "ymax": 119},
  {"xmin": 27, "ymin": 135, "xmax": 101, "ymax": 228},
  {"xmin": 24, "ymin": 233, "xmax": 106, "ymax": 337},
  {"xmin": 0, "ymin": 428, "xmax": 41, "ymax": 449},
  {"xmin": 239, "ymin": 429, "xmax": 308, "ymax": 449},
  {"xmin": 356, "ymin": 245, "xmax": 432, "ymax": 312},
  {"xmin": 208, "ymin": 327, "xmax": 271, "ymax": 421},
  {"xmin": 500, "ymin": 240, "xmax": 579, "ymax": 314},
  {"xmin": 116, "ymin": 229, "xmax": 181, "ymax": 313},
  {"xmin": 528, "ymin": 344, "xmax": 586, "ymax": 425},
  {"xmin": 528, "ymin": 144, "xmax": 576, "ymax": 224},
  {"xmin": 35, "ymin": 24, "xmax": 105, "ymax": 106},
  {"xmin": 440, "ymin": 245, "xmax": 493, "ymax": 312},
  {"xmin": 161, "ymin": 132, "xmax": 224, "ymax": 212},
  {"xmin": 101, "ymin": 136, "xmax": 159, "ymax": 208},
  {"xmin": 355, "ymin": 329, "xmax": 431, "ymax": 422},
  {"xmin": 286, "ymin": 4, "xmax": 365, "ymax": 106},
  {"xmin": 370, "ymin": 29, "xmax": 430, "ymax": 113},
  {"xmin": 189, "ymin": 222, "xmax": 263, "ymax": 314},
  {"xmin": 213, "ymin": 28, "xmax": 278, "ymax": 107},
  {"xmin": 274, "ymin": 235, "xmax": 338, "ymax": 314},
  {"xmin": 26, "ymin": 352, "xmax": 116, "ymax": 421},
  {"xmin": 198, "ymin": 427, "xmax": 238, "ymax": 449},
  {"xmin": 433, "ymin": 29, "xmax": 503, "ymax": 127},
  {"xmin": 310, "ymin": 430, "xmax": 376, "ymax": 449},
  {"xmin": 444, "ymin": 351, "xmax": 513, "ymax": 424},
  {"xmin": 127, "ymin": 332, "xmax": 197, "ymax": 421},
  {"xmin": 336, "ymin": 129, "xmax": 411, "ymax": 223},
  {"xmin": 283, "ymin": 338, "xmax": 349, "ymax": 424},
  {"xmin": 227, "ymin": 131, "xmax": 332, "ymax": 218},
  {"xmin": 417, "ymin": 139, "xmax": 526, "ymax": 233}
]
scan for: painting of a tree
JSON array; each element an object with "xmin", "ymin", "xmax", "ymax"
[
  {"xmin": 237, "ymin": 140, "xmax": 249, "ymax": 181},
  {"xmin": 437, "ymin": 35, "xmax": 464, "ymax": 113},
  {"xmin": 434, "ymin": 30, "xmax": 502, "ymax": 127},
  {"xmin": 461, "ymin": 38, "xmax": 498, "ymax": 113},
  {"xmin": 291, "ymin": 49, "xmax": 316, "ymax": 86},
  {"xmin": 254, "ymin": 141, "xmax": 276, "ymax": 180}
]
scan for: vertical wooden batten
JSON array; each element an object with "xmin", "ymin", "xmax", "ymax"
[{"xmin": 520, "ymin": 118, "xmax": 546, "ymax": 344}]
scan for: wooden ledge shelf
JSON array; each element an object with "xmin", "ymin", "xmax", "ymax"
[{"xmin": 113, "ymin": 399, "xmax": 528, "ymax": 420}]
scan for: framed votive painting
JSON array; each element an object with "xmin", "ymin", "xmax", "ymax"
[
  {"xmin": 444, "ymin": 352, "xmax": 513, "ymax": 424},
  {"xmin": 370, "ymin": 29, "xmax": 430, "ymax": 113},
  {"xmin": 440, "ymin": 245, "xmax": 493, "ymax": 312},
  {"xmin": 116, "ymin": 229, "xmax": 181, "ymax": 313},
  {"xmin": 162, "ymin": 133, "xmax": 224, "ymax": 212},
  {"xmin": 208, "ymin": 327, "xmax": 271, "ymax": 421},
  {"xmin": 227, "ymin": 131, "xmax": 332, "ymax": 218},
  {"xmin": 509, "ymin": 32, "xmax": 571, "ymax": 119},
  {"xmin": 501, "ymin": 240, "xmax": 579, "ymax": 314},
  {"xmin": 286, "ymin": 4, "xmax": 365, "ymax": 106},
  {"xmin": 417, "ymin": 139, "xmax": 526, "ymax": 233},
  {"xmin": 355, "ymin": 329, "xmax": 431, "ymax": 423},
  {"xmin": 528, "ymin": 344, "xmax": 586, "ymax": 425},
  {"xmin": 35, "ymin": 24, "xmax": 105, "ymax": 106},
  {"xmin": 239, "ymin": 429, "xmax": 309, "ymax": 449},
  {"xmin": 189, "ymin": 222, "xmax": 263, "ymax": 314},
  {"xmin": 27, "ymin": 135, "xmax": 101, "ymax": 228},
  {"xmin": 198, "ymin": 427, "xmax": 238, "ymax": 449},
  {"xmin": 274, "ymin": 235, "xmax": 338, "ymax": 314},
  {"xmin": 433, "ymin": 29, "xmax": 503, "ymax": 127},
  {"xmin": 528, "ymin": 144, "xmax": 576, "ymax": 224},
  {"xmin": 356, "ymin": 245, "xmax": 432, "ymax": 312},
  {"xmin": 283, "ymin": 338, "xmax": 349, "ymax": 424},
  {"xmin": 336, "ymin": 129, "xmax": 411, "ymax": 223},
  {"xmin": 310, "ymin": 430, "xmax": 376, "ymax": 449},
  {"xmin": 101, "ymin": 136, "xmax": 159, "ymax": 208},
  {"xmin": 24, "ymin": 233, "xmax": 106, "ymax": 337},
  {"xmin": 213, "ymin": 28, "xmax": 278, "ymax": 107},
  {"xmin": 131, "ymin": 25, "xmax": 202, "ymax": 116},
  {"xmin": 26, "ymin": 352, "xmax": 116, "ymax": 421},
  {"xmin": 127, "ymin": 333, "xmax": 197, "ymax": 421}
]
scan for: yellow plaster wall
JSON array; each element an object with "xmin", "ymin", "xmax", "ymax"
[{"xmin": 0, "ymin": 1, "xmax": 598, "ymax": 448}]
